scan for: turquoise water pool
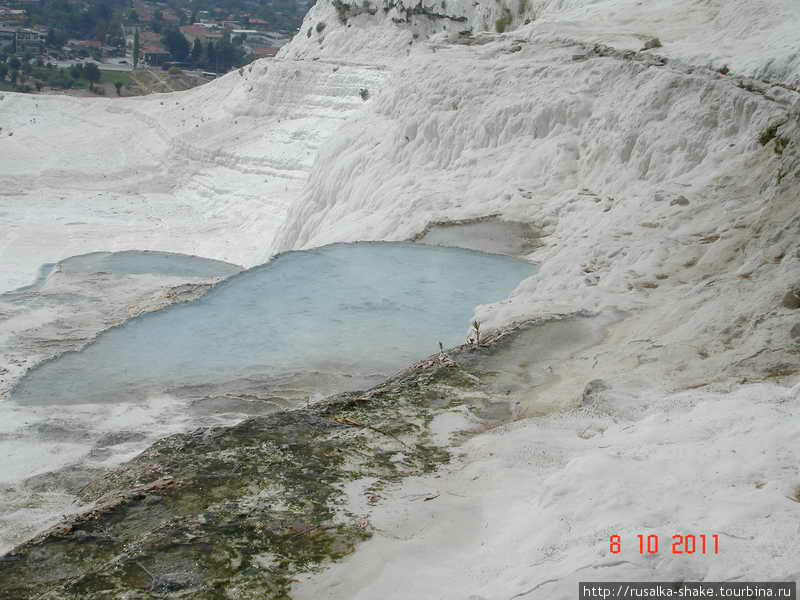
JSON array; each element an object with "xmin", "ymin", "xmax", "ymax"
[{"xmin": 11, "ymin": 242, "xmax": 536, "ymax": 406}]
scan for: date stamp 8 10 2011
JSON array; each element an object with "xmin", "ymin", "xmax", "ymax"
[{"xmin": 609, "ymin": 534, "xmax": 720, "ymax": 555}]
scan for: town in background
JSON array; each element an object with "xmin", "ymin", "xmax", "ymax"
[{"xmin": 0, "ymin": 0, "xmax": 308, "ymax": 96}]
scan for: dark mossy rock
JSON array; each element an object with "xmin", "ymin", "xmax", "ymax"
[
  {"xmin": 0, "ymin": 333, "xmax": 530, "ymax": 600},
  {"xmin": 0, "ymin": 317, "xmax": 575, "ymax": 600}
]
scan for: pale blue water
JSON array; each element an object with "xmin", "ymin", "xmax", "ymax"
[{"xmin": 11, "ymin": 243, "xmax": 536, "ymax": 406}]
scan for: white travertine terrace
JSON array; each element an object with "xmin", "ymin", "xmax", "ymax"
[{"xmin": 1, "ymin": 0, "xmax": 800, "ymax": 593}]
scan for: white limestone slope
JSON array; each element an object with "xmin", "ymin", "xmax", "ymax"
[
  {"xmin": 274, "ymin": 0, "xmax": 800, "ymax": 388},
  {"xmin": 536, "ymin": 0, "xmax": 800, "ymax": 85},
  {"xmin": 295, "ymin": 384, "xmax": 800, "ymax": 599},
  {"xmin": 0, "ymin": 0, "xmax": 799, "ymax": 592},
  {"xmin": 271, "ymin": 0, "xmax": 800, "ymax": 596},
  {"xmin": 0, "ymin": 59, "xmax": 385, "ymax": 293},
  {"xmin": 282, "ymin": 0, "xmax": 800, "ymax": 84}
]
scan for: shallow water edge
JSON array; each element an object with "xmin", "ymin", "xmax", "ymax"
[{"xmin": 0, "ymin": 313, "xmax": 608, "ymax": 600}]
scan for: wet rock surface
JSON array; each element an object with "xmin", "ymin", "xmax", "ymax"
[{"xmin": 0, "ymin": 323, "xmax": 551, "ymax": 600}]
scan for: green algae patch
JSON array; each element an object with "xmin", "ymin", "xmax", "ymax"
[
  {"xmin": 0, "ymin": 348, "xmax": 509, "ymax": 600},
  {"xmin": 2, "ymin": 314, "xmax": 598, "ymax": 599}
]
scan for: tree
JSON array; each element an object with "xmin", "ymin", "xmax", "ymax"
[
  {"xmin": 83, "ymin": 62, "xmax": 100, "ymax": 89},
  {"xmin": 95, "ymin": 19, "xmax": 109, "ymax": 43},
  {"xmin": 69, "ymin": 63, "xmax": 83, "ymax": 79},
  {"xmin": 215, "ymin": 38, "xmax": 245, "ymax": 72},
  {"xmin": 190, "ymin": 38, "xmax": 202, "ymax": 63},
  {"xmin": 114, "ymin": 80, "xmax": 122, "ymax": 95},
  {"xmin": 206, "ymin": 40, "xmax": 216, "ymax": 69},
  {"xmin": 46, "ymin": 28, "xmax": 68, "ymax": 49},
  {"xmin": 162, "ymin": 29, "xmax": 190, "ymax": 61},
  {"xmin": 132, "ymin": 29, "xmax": 139, "ymax": 69},
  {"xmin": 152, "ymin": 10, "xmax": 163, "ymax": 33}
]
